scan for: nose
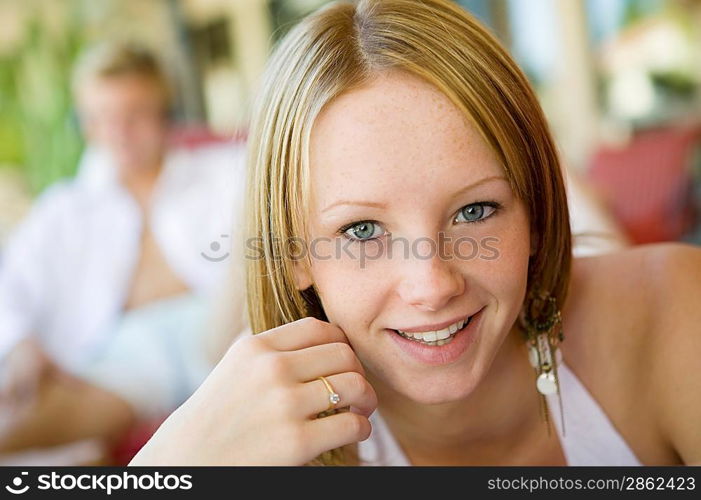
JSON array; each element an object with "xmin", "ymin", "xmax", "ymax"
[
  {"xmin": 396, "ymin": 239, "xmax": 465, "ymax": 312},
  {"xmin": 103, "ymin": 116, "xmax": 132, "ymax": 143}
]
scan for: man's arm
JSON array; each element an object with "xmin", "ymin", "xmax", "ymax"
[
  {"xmin": 0, "ymin": 370, "xmax": 136, "ymax": 454},
  {"xmin": 0, "ymin": 186, "xmax": 61, "ymax": 401}
]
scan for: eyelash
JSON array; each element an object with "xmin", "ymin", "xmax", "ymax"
[
  {"xmin": 454, "ymin": 201, "xmax": 501, "ymax": 225},
  {"xmin": 337, "ymin": 220, "xmax": 384, "ymax": 241},
  {"xmin": 337, "ymin": 201, "xmax": 502, "ymax": 241}
]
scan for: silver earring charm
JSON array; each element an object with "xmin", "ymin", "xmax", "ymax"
[{"xmin": 521, "ymin": 290, "xmax": 566, "ymax": 437}]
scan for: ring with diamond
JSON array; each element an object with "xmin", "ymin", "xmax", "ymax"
[{"xmin": 317, "ymin": 376, "xmax": 341, "ymax": 411}]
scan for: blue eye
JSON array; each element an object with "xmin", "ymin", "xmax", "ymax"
[
  {"xmin": 455, "ymin": 202, "xmax": 499, "ymax": 224},
  {"xmin": 341, "ymin": 221, "xmax": 384, "ymax": 241}
]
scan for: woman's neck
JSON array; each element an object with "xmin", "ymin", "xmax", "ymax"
[{"xmin": 370, "ymin": 324, "xmax": 546, "ymax": 465}]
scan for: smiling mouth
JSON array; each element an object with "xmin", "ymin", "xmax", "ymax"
[{"xmin": 392, "ymin": 315, "xmax": 474, "ymax": 347}]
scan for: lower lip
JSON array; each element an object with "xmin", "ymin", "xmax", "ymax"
[{"xmin": 388, "ymin": 307, "xmax": 484, "ymax": 366}]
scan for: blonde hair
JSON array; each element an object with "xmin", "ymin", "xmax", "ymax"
[
  {"xmin": 245, "ymin": 0, "xmax": 572, "ymax": 464},
  {"xmin": 72, "ymin": 40, "xmax": 172, "ymax": 111}
]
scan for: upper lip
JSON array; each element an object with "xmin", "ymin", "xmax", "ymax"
[{"xmin": 393, "ymin": 307, "xmax": 482, "ymax": 333}]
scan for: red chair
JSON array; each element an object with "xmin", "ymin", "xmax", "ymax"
[
  {"xmin": 110, "ymin": 419, "xmax": 166, "ymax": 465},
  {"xmin": 168, "ymin": 125, "xmax": 247, "ymax": 149},
  {"xmin": 587, "ymin": 122, "xmax": 701, "ymax": 244}
]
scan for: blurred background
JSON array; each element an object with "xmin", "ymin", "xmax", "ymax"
[
  {"xmin": 2, "ymin": 0, "xmax": 701, "ymax": 246},
  {"xmin": 0, "ymin": 0, "xmax": 700, "ymax": 466}
]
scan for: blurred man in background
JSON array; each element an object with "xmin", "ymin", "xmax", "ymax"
[{"xmin": 0, "ymin": 41, "xmax": 245, "ymax": 463}]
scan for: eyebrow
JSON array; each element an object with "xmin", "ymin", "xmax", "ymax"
[
  {"xmin": 320, "ymin": 174, "xmax": 508, "ymax": 214},
  {"xmin": 448, "ymin": 175, "xmax": 508, "ymax": 200}
]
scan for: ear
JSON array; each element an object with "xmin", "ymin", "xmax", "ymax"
[
  {"xmin": 293, "ymin": 260, "xmax": 314, "ymax": 291},
  {"xmin": 529, "ymin": 228, "xmax": 538, "ymax": 257}
]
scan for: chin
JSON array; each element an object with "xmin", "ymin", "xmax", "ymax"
[{"xmin": 390, "ymin": 367, "xmax": 484, "ymax": 405}]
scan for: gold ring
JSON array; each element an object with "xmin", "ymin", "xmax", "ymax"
[{"xmin": 317, "ymin": 376, "xmax": 341, "ymax": 411}]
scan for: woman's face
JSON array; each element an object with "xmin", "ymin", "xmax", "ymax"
[{"xmin": 301, "ymin": 70, "xmax": 531, "ymax": 404}]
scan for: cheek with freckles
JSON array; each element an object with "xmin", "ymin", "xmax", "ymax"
[
  {"xmin": 485, "ymin": 232, "xmax": 530, "ymax": 305},
  {"xmin": 463, "ymin": 206, "xmax": 531, "ymax": 338},
  {"xmin": 308, "ymin": 240, "xmax": 391, "ymax": 345}
]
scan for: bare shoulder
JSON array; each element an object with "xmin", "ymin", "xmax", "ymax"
[
  {"xmin": 564, "ymin": 243, "xmax": 701, "ymax": 464},
  {"xmin": 642, "ymin": 243, "xmax": 701, "ymax": 465},
  {"xmin": 567, "ymin": 242, "xmax": 701, "ymax": 342},
  {"xmin": 563, "ymin": 245, "xmax": 662, "ymax": 367}
]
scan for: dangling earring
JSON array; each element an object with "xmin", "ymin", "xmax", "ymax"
[{"xmin": 520, "ymin": 289, "xmax": 565, "ymax": 437}]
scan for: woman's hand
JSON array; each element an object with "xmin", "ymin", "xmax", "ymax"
[{"xmin": 129, "ymin": 317, "xmax": 377, "ymax": 465}]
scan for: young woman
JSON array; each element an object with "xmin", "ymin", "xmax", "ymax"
[{"xmin": 131, "ymin": 0, "xmax": 701, "ymax": 466}]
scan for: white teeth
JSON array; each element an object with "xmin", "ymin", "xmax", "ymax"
[
  {"xmin": 395, "ymin": 315, "xmax": 471, "ymax": 346},
  {"xmin": 435, "ymin": 328, "xmax": 451, "ymax": 341},
  {"xmin": 422, "ymin": 331, "xmax": 437, "ymax": 342}
]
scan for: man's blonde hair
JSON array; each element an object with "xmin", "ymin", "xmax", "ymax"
[{"xmin": 72, "ymin": 41, "xmax": 172, "ymax": 111}]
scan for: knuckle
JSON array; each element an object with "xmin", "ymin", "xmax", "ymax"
[
  {"xmin": 234, "ymin": 334, "xmax": 263, "ymax": 356},
  {"xmin": 332, "ymin": 342, "xmax": 355, "ymax": 366},
  {"xmin": 283, "ymin": 424, "xmax": 309, "ymax": 456},
  {"xmin": 297, "ymin": 316, "xmax": 321, "ymax": 330},
  {"xmin": 346, "ymin": 371, "xmax": 367, "ymax": 395},
  {"xmin": 347, "ymin": 414, "xmax": 371, "ymax": 440},
  {"xmin": 264, "ymin": 353, "xmax": 290, "ymax": 380},
  {"xmin": 299, "ymin": 317, "xmax": 339, "ymax": 343},
  {"xmin": 272, "ymin": 387, "xmax": 299, "ymax": 415},
  {"xmin": 296, "ymin": 316, "xmax": 324, "ymax": 338}
]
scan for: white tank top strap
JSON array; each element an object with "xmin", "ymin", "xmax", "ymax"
[{"xmin": 545, "ymin": 360, "xmax": 642, "ymax": 466}]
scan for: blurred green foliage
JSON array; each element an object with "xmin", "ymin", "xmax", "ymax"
[
  {"xmin": 268, "ymin": 0, "xmax": 330, "ymax": 41},
  {"xmin": 622, "ymin": 0, "xmax": 664, "ymax": 27},
  {"xmin": 0, "ymin": 8, "xmax": 85, "ymax": 195}
]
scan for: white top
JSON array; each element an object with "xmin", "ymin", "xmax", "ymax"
[
  {"xmin": 0, "ymin": 142, "xmax": 246, "ymax": 371},
  {"xmin": 76, "ymin": 293, "xmax": 212, "ymax": 418},
  {"xmin": 358, "ymin": 361, "xmax": 643, "ymax": 466}
]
